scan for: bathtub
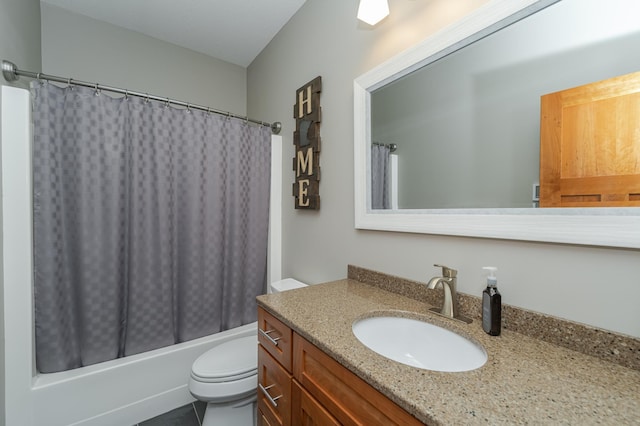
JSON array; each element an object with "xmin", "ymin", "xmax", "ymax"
[{"xmin": 32, "ymin": 322, "xmax": 257, "ymax": 426}]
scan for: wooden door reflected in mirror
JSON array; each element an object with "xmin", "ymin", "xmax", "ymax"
[{"xmin": 540, "ymin": 70, "xmax": 640, "ymax": 207}]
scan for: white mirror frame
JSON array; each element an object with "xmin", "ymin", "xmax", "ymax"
[{"xmin": 354, "ymin": 0, "xmax": 640, "ymax": 248}]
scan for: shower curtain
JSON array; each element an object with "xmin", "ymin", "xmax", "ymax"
[
  {"xmin": 31, "ymin": 81, "xmax": 272, "ymax": 373},
  {"xmin": 371, "ymin": 144, "xmax": 391, "ymax": 209}
]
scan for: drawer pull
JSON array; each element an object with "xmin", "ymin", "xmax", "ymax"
[
  {"xmin": 259, "ymin": 383, "xmax": 282, "ymax": 407},
  {"xmin": 259, "ymin": 328, "xmax": 281, "ymax": 346}
]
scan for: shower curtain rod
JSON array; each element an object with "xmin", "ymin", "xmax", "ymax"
[
  {"xmin": 1, "ymin": 59, "xmax": 282, "ymax": 134},
  {"xmin": 373, "ymin": 141, "xmax": 397, "ymax": 152}
]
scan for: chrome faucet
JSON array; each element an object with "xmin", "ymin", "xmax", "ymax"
[{"xmin": 427, "ymin": 264, "xmax": 472, "ymax": 324}]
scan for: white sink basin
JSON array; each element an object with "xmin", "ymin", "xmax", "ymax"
[{"xmin": 352, "ymin": 316, "xmax": 487, "ymax": 372}]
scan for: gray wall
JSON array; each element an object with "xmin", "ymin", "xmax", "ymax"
[
  {"xmin": 0, "ymin": 1, "xmax": 41, "ymax": 424},
  {"xmin": 248, "ymin": 0, "xmax": 640, "ymax": 338},
  {"xmin": 41, "ymin": 3, "xmax": 247, "ymax": 116},
  {"xmin": 0, "ymin": 0, "xmax": 41, "ymax": 90}
]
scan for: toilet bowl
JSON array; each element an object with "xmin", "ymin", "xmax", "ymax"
[
  {"xmin": 189, "ymin": 335, "xmax": 258, "ymax": 425},
  {"xmin": 189, "ymin": 278, "xmax": 307, "ymax": 426}
]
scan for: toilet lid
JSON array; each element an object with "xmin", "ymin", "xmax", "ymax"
[{"xmin": 191, "ymin": 335, "xmax": 257, "ymax": 383}]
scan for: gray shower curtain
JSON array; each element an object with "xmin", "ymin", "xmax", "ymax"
[
  {"xmin": 371, "ymin": 144, "xmax": 391, "ymax": 209},
  {"xmin": 31, "ymin": 81, "xmax": 271, "ymax": 373}
]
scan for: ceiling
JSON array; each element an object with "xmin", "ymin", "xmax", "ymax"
[{"xmin": 40, "ymin": 0, "xmax": 307, "ymax": 67}]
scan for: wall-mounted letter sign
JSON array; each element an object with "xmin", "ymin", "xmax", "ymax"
[{"xmin": 293, "ymin": 76, "xmax": 322, "ymax": 209}]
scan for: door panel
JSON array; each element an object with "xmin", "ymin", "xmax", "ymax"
[{"xmin": 540, "ymin": 71, "xmax": 640, "ymax": 207}]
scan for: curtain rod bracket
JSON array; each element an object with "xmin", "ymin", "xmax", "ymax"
[
  {"xmin": 271, "ymin": 122, "xmax": 282, "ymax": 134},
  {"xmin": 2, "ymin": 60, "xmax": 19, "ymax": 82}
]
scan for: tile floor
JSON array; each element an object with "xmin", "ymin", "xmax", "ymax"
[{"xmin": 134, "ymin": 401, "xmax": 206, "ymax": 426}]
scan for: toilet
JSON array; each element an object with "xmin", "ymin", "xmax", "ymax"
[{"xmin": 189, "ymin": 278, "xmax": 307, "ymax": 426}]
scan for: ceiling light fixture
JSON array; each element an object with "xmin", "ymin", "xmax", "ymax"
[{"xmin": 357, "ymin": 0, "xmax": 390, "ymax": 26}]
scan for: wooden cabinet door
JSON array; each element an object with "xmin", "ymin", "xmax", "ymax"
[
  {"xmin": 293, "ymin": 333, "xmax": 423, "ymax": 426},
  {"xmin": 540, "ymin": 70, "xmax": 640, "ymax": 207},
  {"xmin": 292, "ymin": 381, "xmax": 340, "ymax": 426}
]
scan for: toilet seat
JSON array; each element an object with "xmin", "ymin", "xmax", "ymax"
[
  {"xmin": 189, "ymin": 334, "xmax": 258, "ymax": 403},
  {"xmin": 191, "ymin": 335, "xmax": 257, "ymax": 383}
]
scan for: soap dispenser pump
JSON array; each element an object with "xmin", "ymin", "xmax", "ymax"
[{"xmin": 482, "ymin": 266, "xmax": 501, "ymax": 336}]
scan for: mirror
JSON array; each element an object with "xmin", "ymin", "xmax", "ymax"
[
  {"xmin": 371, "ymin": 0, "xmax": 640, "ymax": 210},
  {"xmin": 354, "ymin": 0, "xmax": 640, "ymax": 248}
]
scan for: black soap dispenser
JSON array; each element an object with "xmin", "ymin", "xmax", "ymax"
[{"xmin": 482, "ymin": 266, "xmax": 501, "ymax": 336}]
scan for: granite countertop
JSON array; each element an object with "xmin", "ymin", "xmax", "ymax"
[{"xmin": 257, "ymin": 279, "xmax": 640, "ymax": 425}]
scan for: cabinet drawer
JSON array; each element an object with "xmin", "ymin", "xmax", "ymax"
[
  {"xmin": 258, "ymin": 345, "xmax": 292, "ymax": 426},
  {"xmin": 293, "ymin": 333, "xmax": 423, "ymax": 426},
  {"xmin": 292, "ymin": 380, "xmax": 340, "ymax": 426},
  {"xmin": 258, "ymin": 408, "xmax": 274, "ymax": 426},
  {"xmin": 258, "ymin": 307, "xmax": 293, "ymax": 371}
]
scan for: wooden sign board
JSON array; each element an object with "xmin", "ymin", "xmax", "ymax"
[{"xmin": 293, "ymin": 76, "xmax": 322, "ymax": 209}]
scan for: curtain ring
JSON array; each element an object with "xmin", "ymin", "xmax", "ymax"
[
  {"xmin": 124, "ymin": 90, "xmax": 129, "ymax": 100},
  {"xmin": 186, "ymin": 103, "xmax": 191, "ymax": 113},
  {"xmin": 165, "ymin": 98, "xmax": 170, "ymax": 108},
  {"xmin": 145, "ymin": 93, "xmax": 150, "ymax": 103},
  {"xmin": 67, "ymin": 77, "xmax": 73, "ymax": 89},
  {"xmin": 94, "ymin": 82, "xmax": 100, "ymax": 96},
  {"xmin": 36, "ymin": 72, "xmax": 42, "ymax": 83}
]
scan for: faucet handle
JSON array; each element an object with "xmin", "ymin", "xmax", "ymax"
[{"xmin": 434, "ymin": 264, "xmax": 457, "ymax": 278}]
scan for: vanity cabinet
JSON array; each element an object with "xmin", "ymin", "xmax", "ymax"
[{"xmin": 257, "ymin": 307, "xmax": 423, "ymax": 426}]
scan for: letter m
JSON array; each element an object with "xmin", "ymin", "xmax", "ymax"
[{"xmin": 296, "ymin": 147, "xmax": 313, "ymax": 177}]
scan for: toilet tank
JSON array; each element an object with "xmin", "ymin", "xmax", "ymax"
[{"xmin": 269, "ymin": 278, "xmax": 308, "ymax": 294}]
